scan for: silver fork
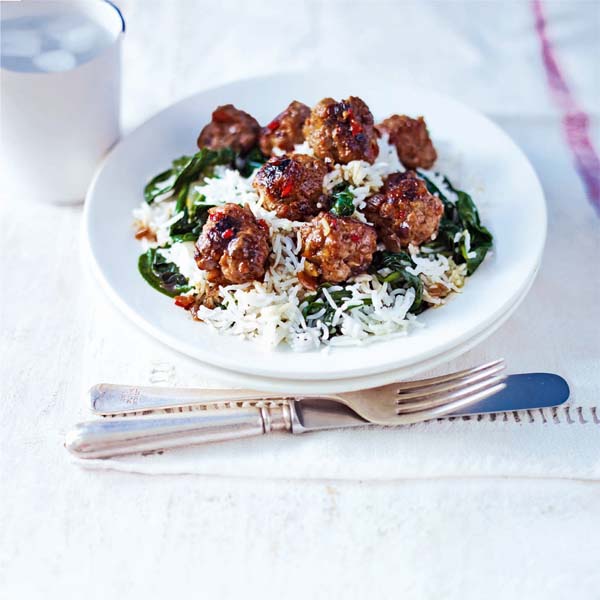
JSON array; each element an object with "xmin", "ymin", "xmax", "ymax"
[
  {"xmin": 66, "ymin": 361, "xmax": 506, "ymax": 459},
  {"xmin": 90, "ymin": 359, "xmax": 506, "ymax": 424}
]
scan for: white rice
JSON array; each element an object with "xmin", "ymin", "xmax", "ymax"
[{"xmin": 134, "ymin": 136, "xmax": 470, "ymax": 350}]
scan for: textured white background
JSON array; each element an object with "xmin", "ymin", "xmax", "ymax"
[{"xmin": 1, "ymin": 1, "xmax": 600, "ymax": 598}]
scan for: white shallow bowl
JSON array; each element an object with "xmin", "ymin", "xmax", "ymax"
[{"xmin": 84, "ymin": 72, "xmax": 546, "ymax": 382}]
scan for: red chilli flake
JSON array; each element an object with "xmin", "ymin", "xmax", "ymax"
[
  {"xmin": 345, "ymin": 107, "xmax": 363, "ymax": 135},
  {"xmin": 280, "ymin": 179, "xmax": 294, "ymax": 198},
  {"xmin": 350, "ymin": 120, "xmax": 363, "ymax": 135},
  {"xmin": 222, "ymin": 228, "xmax": 235, "ymax": 240},
  {"xmin": 350, "ymin": 233, "xmax": 361, "ymax": 243},
  {"xmin": 266, "ymin": 118, "xmax": 280, "ymax": 132},
  {"xmin": 212, "ymin": 108, "xmax": 232, "ymax": 123},
  {"xmin": 174, "ymin": 295, "xmax": 195, "ymax": 309}
]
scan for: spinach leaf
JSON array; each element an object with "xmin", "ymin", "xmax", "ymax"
[
  {"xmin": 443, "ymin": 176, "xmax": 493, "ymax": 274},
  {"xmin": 330, "ymin": 186, "xmax": 355, "ymax": 217},
  {"xmin": 143, "ymin": 144, "xmax": 266, "ymax": 245},
  {"xmin": 168, "ymin": 184, "xmax": 224, "ymax": 243},
  {"xmin": 236, "ymin": 146, "xmax": 268, "ymax": 177},
  {"xmin": 168, "ymin": 215, "xmax": 205, "ymax": 243},
  {"xmin": 144, "ymin": 147, "xmax": 235, "ymax": 205},
  {"xmin": 419, "ymin": 173, "xmax": 449, "ymax": 205},
  {"xmin": 144, "ymin": 146, "xmax": 242, "ymax": 241},
  {"xmin": 417, "ymin": 171, "xmax": 493, "ymax": 275},
  {"xmin": 301, "ymin": 285, "xmax": 372, "ymax": 335},
  {"xmin": 138, "ymin": 248, "xmax": 191, "ymax": 297},
  {"xmin": 144, "ymin": 168, "xmax": 177, "ymax": 204},
  {"xmin": 370, "ymin": 251, "xmax": 424, "ymax": 312}
]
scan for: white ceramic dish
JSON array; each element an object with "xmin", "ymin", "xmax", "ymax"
[{"xmin": 84, "ymin": 71, "xmax": 546, "ymax": 382}]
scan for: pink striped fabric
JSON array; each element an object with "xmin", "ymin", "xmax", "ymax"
[{"xmin": 532, "ymin": 0, "xmax": 600, "ymax": 215}]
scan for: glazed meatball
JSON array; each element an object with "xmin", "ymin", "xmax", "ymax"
[
  {"xmin": 195, "ymin": 203, "xmax": 270, "ymax": 284},
  {"xmin": 259, "ymin": 101, "xmax": 310, "ymax": 156},
  {"xmin": 376, "ymin": 115, "xmax": 437, "ymax": 170},
  {"xmin": 197, "ymin": 104, "xmax": 260, "ymax": 154},
  {"xmin": 299, "ymin": 213, "xmax": 377, "ymax": 288},
  {"xmin": 303, "ymin": 96, "xmax": 379, "ymax": 164},
  {"xmin": 253, "ymin": 154, "xmax": 329, "ymax": 221},
  {"xmin": 364, "ymin": 171, "xmax": 443, "ymax": 250}
]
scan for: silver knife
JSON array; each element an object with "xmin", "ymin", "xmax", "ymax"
[{"xmin": 66, "ymin": 374, "xmax": 569, "ymax": 459}]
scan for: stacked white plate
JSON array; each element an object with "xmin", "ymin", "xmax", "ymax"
[{"xmin": 84, "ymin": 73, "xmax": 546, "ymax": 393}]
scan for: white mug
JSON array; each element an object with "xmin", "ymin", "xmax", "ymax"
[{"xmin": 0, "ymin": 0, "xmax": 125, "ymax": 204}]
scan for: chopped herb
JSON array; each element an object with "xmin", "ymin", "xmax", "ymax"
[{"xmin": 330, "ymin": 184, "xmax": 355, "ymax": 217}]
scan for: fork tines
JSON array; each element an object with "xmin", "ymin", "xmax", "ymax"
[{"xmin": 395, "ymin": 359, "xmax": 506, "ymax": 414}]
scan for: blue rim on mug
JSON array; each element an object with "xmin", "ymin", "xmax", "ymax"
[{"xmin": 104, "ymin": 0, "xmax": 126, "ymax": 33}]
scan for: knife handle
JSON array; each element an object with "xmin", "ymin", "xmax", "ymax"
[{"xmin": 65, "ymin": 405, "xmax": 296, "ymax": 459}]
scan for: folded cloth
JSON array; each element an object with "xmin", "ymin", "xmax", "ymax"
[{"xmin": 74, "ymin": 409, "xmax": 600, "ymax": 481}]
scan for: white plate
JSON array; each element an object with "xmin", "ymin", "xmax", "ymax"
[{"xmin": 84, "ymin": 71, "xmax": 546, "ymax": 382}]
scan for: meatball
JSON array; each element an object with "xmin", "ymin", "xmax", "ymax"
[
  {"xmin": 197, "ymin": 104, "xmax": 260, "ymax": 154},
  {"xmin": 195, "ymin": 203, "xmax": 270, "ymax": 284},
  {"xmin": 252, "ymin": 153, "xmax": 329, "ymax": 221},
  {"xmin": 303, "ymin": 96, "xmax": 379, "ymax": 165},
  {"xmin": 299, "ymin": 213, "xmax": 377, "ymax": 288},
  {"xmin": 259, "ymin": 100, "xmax": 310, "ymax": 156},
  {"xmin": 376, "ymin": 115, "xmax": 437, "ymax": 170},
  {"xmin": 364, "ymin": 171, "xmax": 443, "ymax": 250}
]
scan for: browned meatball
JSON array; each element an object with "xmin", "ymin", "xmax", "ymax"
[
  {"xmin": 252, "ymin": 154, "xmax": 329, "ymax": 221},
  {"xmin": 259, "ymin": 101, "xmax": 310, "ymax": 156},
  {"xmin": 299, "ymin": 213, "xmax": 377, "ymax": 288},
  {"xmin": 197, "ymin": 104, "xmax": 260, "ymax": 154},
  {"xmin": 365, "ymin": 171, "xmax": 443, "ymax": 250},
  {"xmin": 376, "ymin": 115, "xmax": 437, "ymax": 169},
  {"xmin": 195, "ymin": 203, "xmax": 270, "ymax": 284},
  {"xmin": 303, "ymin": 96, "xmax": 379, "ymax": 165}
]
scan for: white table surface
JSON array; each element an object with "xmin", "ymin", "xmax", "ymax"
[{"xmin": 1, "ymin": 1, "xmax": 599, "ymax": 598}]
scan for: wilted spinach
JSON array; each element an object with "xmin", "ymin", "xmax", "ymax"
[
  {"xmin": 235, "ymin": 146, "xmax": 268, "ymax": 177},
  {"xmin": 442, "ymin": 176, "xmax": 493, "ymax": 274},
  {"xmin": 417, "ymin": 171, "xmax": 493, "ymax": 275},
  {"xmin": 144, "ymin": 147, "xmax": 235, "ymax": 205},
  {"xmin": 168, "ymin": 188, "xmax": 216, "ymax": 243},
  {"xmin": 301, "ymin": 285, "xmax": 372, "ymax": 335},
  {"xmin": 138, "ymin": 248, "xmax": 191, "ymax": 297},
  {"xmin": 370, "ymin": 251, "xmax": 424, "ymax": 313},
  {"xmin": 144, "ymin": 145, "xmax": 268, "ymax": 243}
]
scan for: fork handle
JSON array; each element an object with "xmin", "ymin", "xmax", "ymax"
[
  {"xmin": 66, "ymin": 405, "xmax": 295, "ymax": 459},
  {"xmin": 89, "ymin": 383, "xmax": 292, "ymax": 415}
]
